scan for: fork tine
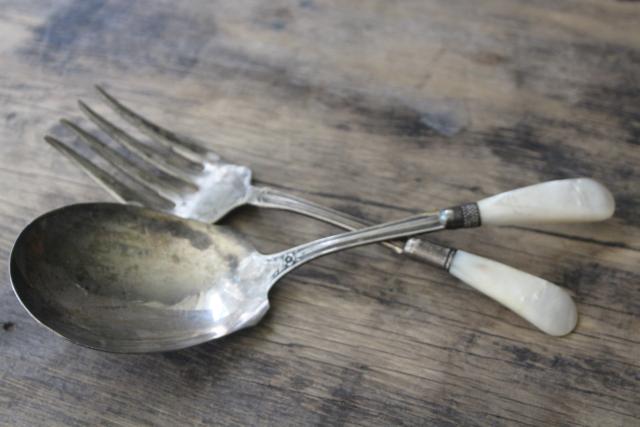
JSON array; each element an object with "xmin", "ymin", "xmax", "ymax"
[
  {"xmin": 60, "ymin": 119, "xmax": 195, "ymax": 197},
  {"xmin": 78, "ymin": 100, "xmax": 204, "ymax": 175},
  {"xmin": 95, "ymin": 85, "xmax": 214, "ymax": 161},
  {"xmin": 44, "ymin": 136, "xmax": 175, "ymax": 211}
]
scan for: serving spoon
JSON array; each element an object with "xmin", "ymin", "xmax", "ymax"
[{"xmin": 11, "ymin": 181, "xmax": 613, "ymax": 352}]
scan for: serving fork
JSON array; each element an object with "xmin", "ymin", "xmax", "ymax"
[{"xmin": 44, "ymin": 86, "xmax": 613, "ymax": 335}]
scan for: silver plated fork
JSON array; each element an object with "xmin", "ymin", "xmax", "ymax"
[{"xmin": 45, "ymin": 86, "xmax": 578, "ymax": 335}]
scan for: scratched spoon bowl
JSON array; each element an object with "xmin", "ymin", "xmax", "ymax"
[{"xmin": 10, "ymin": 204, "xmax": 276, "ymax": 352}]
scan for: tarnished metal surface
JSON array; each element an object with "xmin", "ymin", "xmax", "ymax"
[
  {"xmin": 439, "ymin": 203, "xmax": 482, "ymax": 229},
  {"xmin": 403, "ymin": 238, "xmax": 456, "ymax": 271},
  {"xmin": 10, "ymin": 203, "xmax": 273, "ymax": 353}
]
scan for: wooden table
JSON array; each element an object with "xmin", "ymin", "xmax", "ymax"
[{"xmin": 1, "ymin": 1, "xmax": 638, "ymax": 425}]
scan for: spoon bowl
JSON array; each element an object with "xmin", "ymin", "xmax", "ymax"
[{"xmin": 10, "ymin": 204, "xmax": 274, "ymax": 352}]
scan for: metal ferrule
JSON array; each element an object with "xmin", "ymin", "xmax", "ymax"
[
  {"xmin": 403, "ymin": 238, "xmax": 457, "ymax": 270},
  {"xmin": 439, "ymin": 203, "xmax": 481, "ymax": 229}
]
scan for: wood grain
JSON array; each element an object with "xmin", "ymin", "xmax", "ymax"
[{"xmin": 0, "ymin": 1, "xmax": 638, "ymax": 425}]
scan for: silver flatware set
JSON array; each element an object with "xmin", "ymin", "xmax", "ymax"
[{"xmin": 9, "ymin": 86, "xmax": 615, "ymax": 352}]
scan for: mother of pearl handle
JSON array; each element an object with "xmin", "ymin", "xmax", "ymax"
[
  {"xmin": 448, "ymin": 250, "xmax": 577, "ymax": 336},
  {"xmin": 476, "ymin": 178, "xmax": 615, "ymax": 226}
]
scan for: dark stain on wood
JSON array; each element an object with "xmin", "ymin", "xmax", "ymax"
[
  {"xmin": 24, "ymin": 1, "xmax": 467, "ymax": 139},
  {"xmin": 34, "ymin": 0, "xmax": 107, "ymax": 50},
  {"xmin": 563, "ymin": 262, "xmax": 640, "ymax": 315},
  {"xmin": 27, "ymin": 0, "xmax": 215, "ymax": 73},
  {"xmin": 503, "ymin": 344, "xmax": 639, "ymax": 391},
  {"xmin": 255, "ymin": 6, "xmax": 294, "ymax": 31},
  {"xmin": 318, "ymin": 365, "xmax": 363, "ymax": 425},
  {"xmin": 221, "ymin": 54, "xmax": 460, "ymax": 138},
  {"xmin": 482, "ymin": 122, "xmax": 595, "ymax": 178}
]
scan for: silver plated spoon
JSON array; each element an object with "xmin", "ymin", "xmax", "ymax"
[{"xmin": 11, "ymin": 180, "xmax": 613, "ymax": 352}]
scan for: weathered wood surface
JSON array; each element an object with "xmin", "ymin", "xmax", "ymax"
[{"xmin": 1, "ymin": 1, "xmax": 639, "ymax": 425}]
